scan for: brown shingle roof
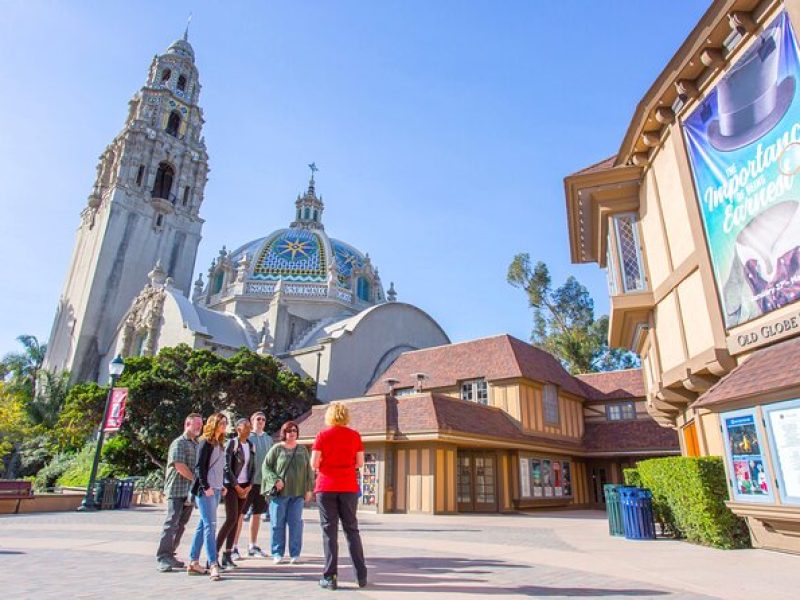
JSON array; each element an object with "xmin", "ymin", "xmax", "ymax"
[
  {"xmin": 569, "ymin": 155, "xmax": 617, "ymax": 177},
  {"xmin": 576, "ymin": 369, "xmax": 645, "ymax": 401},
  {"xmin": 693, "ymin": 337, "xmax": 800, "ymax": 408},
  {"xmin": 295, "ymin": 393, "xmax": 581, "ymax": 451},
  {"xmin": 582, "ymin": 420, "xmax": 680, "ymax": 453},
  {"xmin": 365, "ymin": 334, "xmax": 585, "ymax": 397}
]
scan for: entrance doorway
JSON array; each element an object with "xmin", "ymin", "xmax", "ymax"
[
  {"xmin": 457, "ymin": 450, "xmax": 498, "ymax": 512},
  {"xmin": 588, "ymin": 463, "xmax": 608, "ymax": 508}
]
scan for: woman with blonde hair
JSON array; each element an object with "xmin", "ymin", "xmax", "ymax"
[
  {"xmin": 311, "ymin": 402, "xmax": 367, "ymax": 590},
  {"xmin": 187, "ymin": 412, "xmax": 228, "ymax": 581}
]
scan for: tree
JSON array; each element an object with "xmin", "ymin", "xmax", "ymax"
[
  {"xmin": 105, "ymin": 344, "xmax": 315, "ymax": 475},
  {"xmin": 0, "ymin": 382, "xmax": 33, "ymax": 476},
  {"xmin": 507, "ymin": 254, "xmax": 638, "ymax": 374},
  {"xmin": 1, "ymin": 334, "xmax": 46, "ymax": 399}
]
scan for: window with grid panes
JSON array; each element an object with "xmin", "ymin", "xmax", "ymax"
[
  {"xmin": 607, "ymin": 401, "xmax": 636, "ymax": 421},
  {"xmin": 611, "ymin": 213, "xmax": 646, "ymax": 293},
  {"xmin": 543, "ymin": 384, "xmax": 559, "ymax": 424},
  {"xmin": 461, "ymin": 379, "xmax": 488, "ymax": 405}
]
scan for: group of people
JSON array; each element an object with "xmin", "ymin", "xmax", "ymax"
[{"xmin": 155, "ymin": 403, "xmax": 368, "ymax": 589}]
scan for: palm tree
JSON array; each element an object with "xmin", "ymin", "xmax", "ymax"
[{"xmin": 2, "ymin": 335, "xmax": 47, "ymax": 399}]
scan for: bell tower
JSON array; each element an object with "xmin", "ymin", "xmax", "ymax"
[{"xmin": 43, "ymin": 31, "xmax": 209, "ymax": 382}]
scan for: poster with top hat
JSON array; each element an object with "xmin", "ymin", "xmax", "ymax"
[{"xmin": 684, "ymin": 12, "xmax": 800, "ymax": 329}]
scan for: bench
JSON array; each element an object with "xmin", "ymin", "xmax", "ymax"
[{"xmin": 0, "ymin": 480, "xmax": 34, "ymax": 514}]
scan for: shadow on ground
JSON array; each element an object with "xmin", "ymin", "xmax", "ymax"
[{"xmin": 217, "ymin": 554, "xmax": 673, "ymax": 596}]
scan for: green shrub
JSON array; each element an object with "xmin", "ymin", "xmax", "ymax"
[
  {"xmin": 138, "ymin": 469, "xmax": 164, "ymax": 491},
  {"xmin": 55, "ymin": 442, "xmax": 114, "ymax": 488},
  {"xmin": 636, "ymin": 456, "xmax": 750, "ymax": 549},
  {"xmin": 33, "ymin": 451, "xmax": 75, "ymax": 491},
  {"xmin": 623, "ymin": 468, "xmax": 642, "ymax": 487}
]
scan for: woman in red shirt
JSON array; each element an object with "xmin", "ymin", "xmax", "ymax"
[{"xmin": 311, "ymin": 402, "xmax": 367, "ymax": 590}]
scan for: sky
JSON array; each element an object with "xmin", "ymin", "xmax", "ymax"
[{"xmin": 0, "ymin": 0, "xmax": 712, "ymax": 358}]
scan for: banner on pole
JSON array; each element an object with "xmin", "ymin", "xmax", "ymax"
[{"xmin": 103, "ymin": 388, "xmax": 128, "ymax": 432}]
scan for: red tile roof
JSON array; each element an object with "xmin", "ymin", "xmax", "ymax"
[
  {"xmin": 694, "ymin": 336, "xmax": 800, "ymax": 408},
  {"xmin": 365, "ymin": 334, "xmax": 585, "ymax": 397},
  {"xmin": 575, "ymin": 369, "xmax": 645, "ymax": 400},
  {"xmin": 582, "ymin": 420, "xmax": 680, "ymax": 454}
]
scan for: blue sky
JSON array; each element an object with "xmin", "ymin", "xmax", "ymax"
[{"xmin": 0, "ymin": 1, "xmax": 711, "ymax": 357}]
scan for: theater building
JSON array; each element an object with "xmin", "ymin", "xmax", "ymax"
[
  {"xmin": 294, "ymin": 335, "xmax": 678, "ymax": 514},
  {"xmin": 564, "ymin": 0, "xmax": 800, "ymax": 552}
]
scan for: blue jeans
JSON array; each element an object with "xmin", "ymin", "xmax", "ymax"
[
  {"xmin": 189, "ymin": 490, "xmax": 220, "ymax": 564},
  {"xmin": 269, "ymin": 495, "xmax": 304, "ymax": 558}
]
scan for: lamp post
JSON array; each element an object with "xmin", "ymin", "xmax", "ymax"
[
  {"xmin": 79, "ymin": 354, "xmax": 125, "ymax": 511},
  {"xmin": 314, "ymin": 350, "xmax": 323, "ymax": 398}
]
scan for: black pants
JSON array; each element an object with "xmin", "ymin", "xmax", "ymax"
[
  {"xmin": 217, "ymin": 488, "xmax": 247, "ymax": 553},
  {"xmin": 317, "ymin": 492, "xmax": 366, "ymax": 580},
  {"xmin": 156, "ymin": 496, "xmax": 193, "ymax": 561}
]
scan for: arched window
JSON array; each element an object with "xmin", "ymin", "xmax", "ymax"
[
  {"xmin": 177, "ymin": 75, "xmax": 187, "ymax": 92},
  {"xmin": 303, "ymin": 207, "xmax": 310, "ymax": 220},
  {"xmin": 296, "ymin": 208, "xmax": 301, "ymax": 220},
  {"xmin": 212, "ymin": 270, "xmax": 225, "ymax": 295},
  {"xmin": 152, "ymin": 162, "xmax": 174, "ymax": 200},
  {"xmin": 160, "ymin": 68, "xmax": 171, "ymax": 83},
  {"xmin": 357, "ymin": 277, "xmax": 371, "ymax": 302},
  {"xmin": 182, "ymin": 186, "xmax": 190, "ymax": 206},
  {"xmin": 135, "ymin": 165, "xmax": 145, "ymax": 186},
  {"xmin": 155, "ymin": 214, "xmax": 164, "ymax": 227},
  {"xmin": 166, "ymin": 110, "xmax": 181, "ymax": 137},
  {"xmin": 312, "ymin": 209, "xmax": 318, "ymax": 221}
]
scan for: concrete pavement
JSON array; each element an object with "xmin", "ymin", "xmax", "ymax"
[{"xmin": 0, "ymin": 506, "xmax": 797, "ymax": 599}]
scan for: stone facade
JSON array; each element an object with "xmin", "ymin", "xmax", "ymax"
[{"xmin": 43, "ymin": 34, "xmax": 209, "ymax": 382}]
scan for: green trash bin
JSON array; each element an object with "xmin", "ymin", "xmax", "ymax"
[{"xmin": 603, "ymin": 484, "xmax": 625, "ymax": 536}]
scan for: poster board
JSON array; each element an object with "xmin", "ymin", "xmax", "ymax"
[
  {"xmin": 764, "ymin": 398, "xmax": 800, "ymax": 505},
  {"xmin": 721, "ymin": 407, "xmax": 774, "ymax": 502}
]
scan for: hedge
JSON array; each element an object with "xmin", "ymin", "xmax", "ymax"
[{"xmin": 629, "ymin": 456, "xmax": 750, "ymax": 549}]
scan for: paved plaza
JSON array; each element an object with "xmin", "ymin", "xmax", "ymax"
[{"xmin": 0, "ymin": 506, "xmax": 797, "ymax": 599}]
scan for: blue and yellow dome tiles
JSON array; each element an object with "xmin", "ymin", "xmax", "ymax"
[
  {"xmin": 331, "ymin": 240, "xmax": 365, "ymax": 286},
  {"xmin": 253, "ymin": 229, "xmax": 327, "ymax": 282}
]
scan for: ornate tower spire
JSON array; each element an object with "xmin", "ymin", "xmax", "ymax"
[
  {"xmin": 291, "ymin": 163, "xmax": 325, "ymax": 230},
  {"xmin": 43, "ymin": 34, "xmax": 209, "ymax": 383}
]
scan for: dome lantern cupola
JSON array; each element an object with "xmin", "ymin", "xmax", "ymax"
[{"xmin": 292, "ymin": 162, "xmax": 325, "ymax": 230}]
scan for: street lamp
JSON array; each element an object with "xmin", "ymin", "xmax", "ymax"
[{"xmin": 78, "ymin": 354, "xmax": 125, "ymax": 511}]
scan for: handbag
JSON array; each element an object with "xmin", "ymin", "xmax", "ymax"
[{"xmin": 267, "ymin": 445, "xmax": 298, "ymax": 499}]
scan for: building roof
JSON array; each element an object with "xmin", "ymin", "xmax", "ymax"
[
  {"xmin": 295, "ymin": 393, "xmax": 581, "ymax": 450},
  {"xmin": 575, "ymin": 369, "xmax": 645, "ymax": 401},
  {"xmin": 568, "ymin": 155, "xmax": 617, "ymax": 177},
  {"xmin": 693, "ymin": 336, "xmax": 800, "ymax": 409},
  {"xmin": 582, "ymin": 420, "xmax": 680, "ymax": 454},
  {"xmin": 365, "ymin": 334, "xmax": 586, "ymax": 397}
]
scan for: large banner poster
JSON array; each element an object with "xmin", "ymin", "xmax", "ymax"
[{"xmin": 684, "ymin": 13, "xmax": 800, "ymax": 329}]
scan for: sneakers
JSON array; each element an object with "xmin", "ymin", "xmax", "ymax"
[
  {"xmin": 272, "ymin": 555, "xmax": 284, "ymax": 565},
  {"xmin": 219, "ymin": 552, "xmax": 238, "ymax": 570},
  {"xmin": 319, "ymin": 575, "xmax": 338, "ymax": 590},
  {"xmin": 248, "ymin": 545, "xmax": 268, "ymax": 558},
  {"xmin": 156, "ymin": 559, "xmax": 173, "ymax": 573},
  {"xmin": 231, "ymin": 547, "xmax": 242, "ymax": 561},
  {"xmin": 170, "ymin": 556, "xmax": 186, "ymax": 569},
  {"xmin": 289, "ymin": 557, "xmax": 301, "ymax": 564}
]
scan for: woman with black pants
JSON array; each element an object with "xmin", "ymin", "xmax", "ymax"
[{"xmin": 217, "ymin": 418, "xmax": 255, "ymax": 569}]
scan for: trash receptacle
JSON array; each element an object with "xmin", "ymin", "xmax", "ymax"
[
  {"xmin": 92, "ymin": 479, "xmax": 106, "ymax": 509},
  {"xmin": 619, "ymin": 487, "xmax": 656, "ymax": 540},
  {"xmin": 101, "ymin": 479, "xmax": 118, "ymax": 510},
  {"xmin": 603, "ymin": 484, "xmax": 625, "ymax": 536},
  {"xmin": 115, "ymin": 479, "xmax": 134, "ymax": 509}
]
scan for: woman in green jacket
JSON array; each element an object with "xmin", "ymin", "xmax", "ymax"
[{"xmin": 263, "ymin": 420, "xmax": 314, "ymax": 564}]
